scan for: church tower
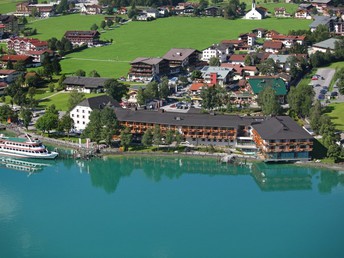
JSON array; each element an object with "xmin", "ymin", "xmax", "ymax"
[{"xmin": 252, "ymin": 0, "xmax": 256, "ymax": 10}]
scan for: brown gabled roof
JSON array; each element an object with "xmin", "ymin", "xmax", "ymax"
[
  {"xmin": 272, "ymin": 34, "xmax": 306, "ymax": 41},
  {"xmin": 263, "ymin": 41, "xmax": 283, "ymax": 49},
  {"xmin": 229, "ymin": 54, "xmax": 247, "ymax": 62},
  {"xmin": 64, "ymin": 30, "xmax": 100, "ymax": 39},
  {"xmin": 1, "ymin": 55, "xmax": 32, "ymax": 62},
  {"xmin": 163, "ymin": 48, "xmax": 197, "ymax": 61},
  {"xmin": 0, "ymin": 69, "xmax": 17, "ymax": 75},
  {"xmin": 220, "ymin": 63, "xmax": 244, "ymax": 74},
  {"xmin": 131, "ymin": 57, "xmax": 165, "ymax": 65}
]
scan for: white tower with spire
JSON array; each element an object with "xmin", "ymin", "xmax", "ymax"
[{"xmin": 244, "ymin": 0, "xmax": 266, "ymax": 20}]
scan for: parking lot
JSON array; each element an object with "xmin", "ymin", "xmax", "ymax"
[{"xmin": 310, "ymin": 68, "xmax": 344, "ymax": 104}]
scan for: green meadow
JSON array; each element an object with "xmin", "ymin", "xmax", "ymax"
[
  {"xmin": 327, "ymin": 103, "xmax": 344, "ymax": 131},
  {"xmin": 0, "ymin": 0, "xmax": 22, "ymax": 14},
  {"xmin": 30, "ymin": 14, "xmax": 312, "ymax": 77}
]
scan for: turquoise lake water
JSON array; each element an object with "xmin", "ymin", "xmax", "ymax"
[{"xmin": 0, "ymin": 156, "xmax": 344, "ymax": 258}]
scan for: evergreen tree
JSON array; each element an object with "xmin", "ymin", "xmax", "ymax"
[
  {"xmin": 142, "ymin": 128, "xmax": 153, "ymax": 146},
  {"xmin": 257, "ymin": 86, "xmax": 281, "ymax": 116},
  {"xmin": 120, "ymin": 127, "xmax": 132, "ymax": 151}
]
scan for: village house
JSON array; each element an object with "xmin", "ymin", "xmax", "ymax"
[
  {"xmin": 229, "ymin": 54, "xmax": 247, "ymax": 65},
  {"xmin": 271, "ymin": 34, "xmax": 306, "ymax": 48},
  {"xmin": 201, "ymin": 43, "xmax": 230, "ymax": 63},
  {"xmin": 80, "ymin": 4, "xmax": 102, "ymax": 15},
  {"xmin": 0, "ymin": 15, "xmax": 19, "ymax": 34},
  {"xmin": 220, "ymin": 63, "xmax": 245, "ymax": 80},
  {"xmin": 265, "ymin": 30, "xmax": 280, "ymax": 40},
  {"xmin": 70, "ymin": 95, "xmax": 120, "ymax": 132},
  {"xmin": 7, "ymin": 37, "xmax": 48, "ymax": 55},
  {"xmin": 295, "ymin": 9, "xmax": 312, "ymax": 19},
  {"xmin": 263, "ymin": 41, "xmax": 283, "ymax": 53},
  {"xmin": 188, "ymin": 83, "xmax": 212, "ymax": 95},
  {"xmin": 309, "ymin": 38, "xmax": 341, "ymax": 54},
  {"xmin": 128, "ymin": 57, "xmax": 170, "ymax": 81},
  {"xmin": 244, "ymin": 0, "xmax": 268, "ymax": 20},
  {"xmin": 15, "ymin": 2, "xmax": 56, "ymax": 17},
  {"xmin": 274, "ymin": 7, "xmax": 290, "ymax": 18},
  {"xmin": 247, "ymin": 76, "xmax": 287, "ymax": 103},
  {"xmin": 1, "ymin": 55, "xmax": 34, "ymax": 68},
  {"xmin": 333, "ymin": 17, "xmax": 344, "ymax": 36},
  {"xmin": 269, "ymin": 54, "xmax": 292, "ymax": 72},
  {"xmin": 309, "ymin": 15, "xmax": 334, "ymax": 32},
  {"xmin": 310, "ymin": 0, "xmax": 332, "ymax": 13},
  {"xmin": 204, "ymin": 6, "xmax": 222, "ymax": 16},
  {"xmin": 64, "ymin": 30, "xmax": 100, "ymax": 46},
  {"xmin": 238, "ymin": 33, "xmax": 257, "ymax": 46},
  {"xmin": 0, "ymin": 69, "xmax": 22, "ymax": 84},
  {"xmin": 252, "ymin": 28, "xmax": 267, "ymax": 38},
  {"xmin": 200, "ymin": 66, "xmax": 234, "ymax": 86},
  {"xmin": 163, "ymin": 48, "xmax": 200, "ymax": 74},
  {"xmin": 62, "ymin": 76, "xmax": 111, "ymax": 93}
]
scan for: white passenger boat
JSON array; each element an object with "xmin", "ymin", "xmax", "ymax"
[{"xmin": 0, "ymin": 134, "xmax": 58, "ymax": 159}]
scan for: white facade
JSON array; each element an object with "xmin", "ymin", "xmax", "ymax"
[
  {"xmin": 201, "ymin": 47, "xmax": 227, "ymax": 63},
  {"xmin": 70, "ymin": 105, "xmax": 92, "ymax": 132}
]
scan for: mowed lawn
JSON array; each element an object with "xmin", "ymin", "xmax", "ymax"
[
  {"xmin": 37, "ymin": 92, "xmax": 104, "ymax": 111},
  {"xmin": 30, "ymin": 15, "xmax": 311, "ymax": 77},
  {"xmin": 0, "ymin": 0, "xmax": 22, "ymax": 14},
  {"xmin": 327, "ymin": 103, "xmax": 344, "ymax": 131}
]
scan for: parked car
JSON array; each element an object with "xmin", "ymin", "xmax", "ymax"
[
  {"xmin": 320, "ymin": 89, "xmax": 327, "ymax": 95},
  {"xmin": 318, "ymin": 94, "xmax": 325, "ymax": 100},
  {"xmin": 331, "ymin": 91, "xmax": 338, "ymax": 97},
  {"xmin": 322, "ymin": 86, "xmax": 328, "ymax": 90},
  {"xmin": 315, "ymin": 84, "xmax": 321, "ymax": 87}
]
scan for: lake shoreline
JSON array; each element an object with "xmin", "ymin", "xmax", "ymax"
[{"xmin": 2, "ymin": 127, "xmax": 342, "ymax": 172}]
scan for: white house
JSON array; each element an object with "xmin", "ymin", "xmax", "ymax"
[
  {"xmin": 244, "ymin": 0, "xmax": 267, "ymax": 20},
  {"xmin": 63, "ymin": 76, "xmax": 110, "ymax": 93},
  {"xmin": 201, "ymin": 66, "xmax": 234, "ymax": 86},
  {"xmin": 201, "ymin": 43, "xmax": 230, "ymax": 63},
  {"xmin": 70, "ymin": 95, "xmax": 120, "ymax": 132}
]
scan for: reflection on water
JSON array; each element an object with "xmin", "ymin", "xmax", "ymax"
[
  {"xmin": 74, "ymin": 156, "xmax": 344, "ymax": 194},
  {"xmin": 0, "ymin": 156, "xmax": 52, "ymax": 176}
]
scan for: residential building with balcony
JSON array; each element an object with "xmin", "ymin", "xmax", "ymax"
[
  {"xmin": 163, "ymin": 48, "xmax": 200, "ymax": 74},
  {"xmin": 251, "ymin": 116, "xmax": 313, "ymax": 161},
  {"xmin": 64, "ymin": 30, "xmax": 100, "ymax": 47},
  {"xmin": 128, "ymin": 57, "xmax": 169, "ymax": 81},
  {"xmin": 7, "ymin": 37, "xmax": 48, "ymax": 55}
]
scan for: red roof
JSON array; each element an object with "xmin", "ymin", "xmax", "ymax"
[
  {"xmin": 263, "ymin": 41, "xmax": 283, "ymax": 49},
  {"xmin": 0, "ymin": 69, "xmax": 17, "ymax": 75},
  {"xmin": 229, "ymin": 54, "xmax": 247, "ymax": 62},
  {"xmin": 8, "ymin": 37, "xmax": 48, "ymax": 47},
  {"xmin": 221, "ymin": 39, "xmax": 243, "ymax": 45},
  {"xmin": 0, "ymin": 82, "xmax": 8, "ymax": 88},
  {"xmin": 1, "ymin": 55, "xmax": 32, "ymax": 62},
  {"xmin": 0, "ymin": 24, "xmax": 5, "ymax": 29},
  {"xmin": 243, "ymin": 66, "xmax": 257, "ymax": 71},
  {"xmin": 221, "ymin": 63, "xmax": 244, "ymax": 73},
  {"xmin": 272, "ymin": 34, "xmax": 306, "ymax": 41},
  {"xmin": 189, "ymin": 83, "xmax": 212, "ymax": 91}
]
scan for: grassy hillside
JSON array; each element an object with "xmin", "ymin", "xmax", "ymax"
[
  {"xmin": 0, "ymin": 0, "xmax": 22, "ymax": 14},
  {"xmin": 30, "ymin": 14, "xmax": 311, "ymax": 77}
]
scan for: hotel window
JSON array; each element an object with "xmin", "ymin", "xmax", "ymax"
[
  {"xmin": 82, "ymin": 115, "xmax": 85, "ymax": 118},
  {"xmin": 76, "ymin": 109, "xmax": 79, "ymax": 112},
  {"xmin": 71, "ymin": 114, "xmax": 74, "ymax": 117},
  {"xmin": 82, "ymin": 110, "xmax": 84, "ymax": 113},
  {"xmin": 77, "ymin": 115, "xmax": 79, "ymax": 118},
  {"xmin": 77, "ymin": 121, "xmax": 79, "ymax": 124}
]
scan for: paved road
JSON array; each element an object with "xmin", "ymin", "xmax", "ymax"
[{"xmin": 310, "ymin": 68, "xmax": 336, "ymax": 101}]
